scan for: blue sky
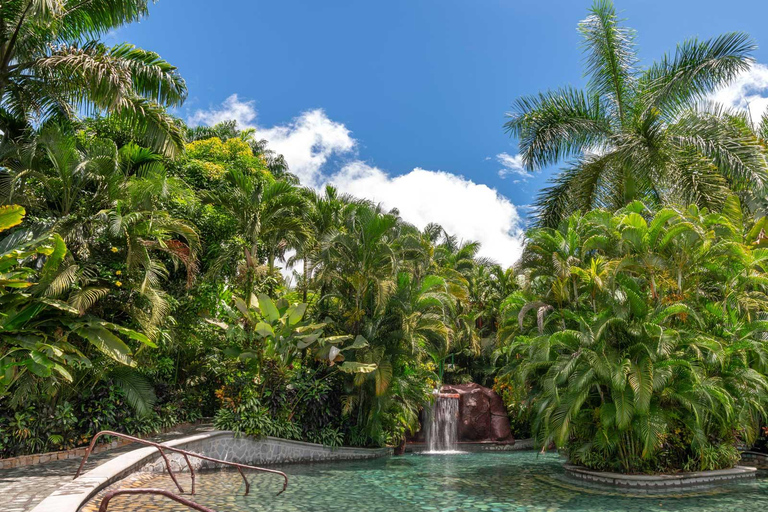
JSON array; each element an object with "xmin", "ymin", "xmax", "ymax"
[{"xmin": 113, "ymin": 0, "xmax": 768, "ymax": 266}]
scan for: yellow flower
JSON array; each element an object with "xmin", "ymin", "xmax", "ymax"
[
  {"xmin": 115, "ymin": 270, "xmax": 122, "ymax": 275},
  {"xmin": 115, "ymin": 281, "xmax": 122, "ymax": 287},
  {"xmin": 111, "ymin": 247, "xmax": 119, "ymax": 253}
]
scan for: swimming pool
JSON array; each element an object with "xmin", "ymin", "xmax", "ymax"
[{"xmin": 82, "ymin": 451, "xmax": 768, "ymax": 512}]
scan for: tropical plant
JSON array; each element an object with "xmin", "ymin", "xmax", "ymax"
[
  {"xmin": 209, "ymin": 292, "xmax": 375, "ymax": 373},
  {"xmin": 0, "ymin": 0, "xmax": 187, "ymax": 156},
  {"xmin": 203, "ymin": 169, "xmax": 307, "ymax": 301},
  {"xmin": 501, "ymin": 199, "xmax": 768, "ymax": 473},
  {"xmin": 0, "ymin": 205, "xmax": 156, "ymax": 398},
  {"xmin": 505, "ymin": 0, "xmax": 766, "ymax": 227}
]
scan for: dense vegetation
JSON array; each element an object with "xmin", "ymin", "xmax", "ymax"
[
  {"xmin": 1, "ymin": 0, "xmax": 768, "ymax": 475},
  {"xmin": 499, "ymin": 200, "xmax": 768, "ymax": 472},
  {"xmin": 0, "ymin": 1, "xmax": 510, "ymax": 457}
]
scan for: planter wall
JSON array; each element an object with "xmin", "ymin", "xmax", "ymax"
[{"xmin": 564, "ymin": 464, "xmax": 757, "ymax": 489}]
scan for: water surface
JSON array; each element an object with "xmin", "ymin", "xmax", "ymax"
[{"xmin": 83, "ymin": 451, "xmax": 768, "ymax": 512}]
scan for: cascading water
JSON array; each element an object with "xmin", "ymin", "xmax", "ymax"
[{"xmin": 424, "ymin": 392, "xmax": 461, "ymax": 453}]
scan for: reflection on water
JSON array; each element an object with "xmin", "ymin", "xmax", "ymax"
[{"xmin": 82, "ymin": 451, "xmax": 768, "ymax": 512}]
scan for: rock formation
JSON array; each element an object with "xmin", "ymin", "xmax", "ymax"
[{"xmin": 437, "ymin": 383, "xmax": 513, "ymax": 443}]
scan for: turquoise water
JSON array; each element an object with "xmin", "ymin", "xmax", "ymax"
[{"xmin": 86, "ymin": 452, "xmax": 768, "ymax": 512}]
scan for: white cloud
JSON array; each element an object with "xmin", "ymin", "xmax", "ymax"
[
  {"xmin": 330, "ymin": 163, "xmax": 524, "ymax": 267},
  {"xmin": 496, "ymin": 152, "xmax": 528, "ymax": 179},
  {"xmin": 188, "ymin": 95, "xmax": 356, "ymax": 187},
  {"xmin": 711, "ymin": 63, "xmax": 768, "ymax": 123},
  {"xmin": 187, "ymin": 94, "xmax": 259, "ymax": 128},
  {"xmin": 256, "ymin": 110, "xmax": 355, "ymax": 187},
  {"xmin": 188, "ymin": 95, "xmax": 525, "ymax": 268}
]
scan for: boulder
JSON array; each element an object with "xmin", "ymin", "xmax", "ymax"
[{"xmin": 440, "ymin": 383, "xmax": 514, "ymax": 443}]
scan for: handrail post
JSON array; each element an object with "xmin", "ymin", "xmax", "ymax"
[
  {"xmin": 73, "ymin": 431, "xmax": 184, "ymax": 494},
  {"xmin": 236, "ymin": 466, "xmax": 250, "ymax": 496},
  {"xmin": 156, "ymin": 446, "xmax": 185, "ymax": 494},
  {"xmin": 182, "ymin": 453, "xmax": 196, "ymax": 494}
]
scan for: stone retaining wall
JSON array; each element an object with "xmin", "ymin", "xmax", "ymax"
[
  {"xmin": 141, "ymin": 433, "xmax": 392, "ymax": 473},
  {"xmin": 0, "ymin": 439, "xmax": 131, "ymax": 470},
  {"xmin": 0, "ymin": 421, "xmax": 206, "ymax": 470},
  {"xmin": 564, "ymin": 464, "xmax": 757, "ymax": 489}
]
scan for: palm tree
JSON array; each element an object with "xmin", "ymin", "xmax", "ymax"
[
  {"xmin": 317, "ymin": 204, "xmax": 399, "ymax": 334},
  {"xmin": 203, "ymin": 170, "xmax": 307, "ymax": 302},
  {"xmin": 505, "ymin": 0, "xmax": 766, "ymax": 227},
  {"xmin": 292, "ymin": 185, "xmax": 359, "ymax": 303},
  {"xmin": 0, "ymin": 0, "xmax": 186, "ymax": 156},
  {"xmin": 10, "ymin": 124, "xmax": 119, "ymax": 220},
  {"xmin": 504, "ymin": 200, "xmax": 768, "ymax": 472}
]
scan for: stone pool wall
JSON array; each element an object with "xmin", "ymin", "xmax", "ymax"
[
  {"xmin": 140, "ymin": 432, "xmax": 392, "ymax": 473},
  {"xmin": 406, "ymin": 437, "xmax": 534, "ymax": 453},
  {"xmin": 740, "ymin": 451, "xmax": 768, "ymax": 469}
]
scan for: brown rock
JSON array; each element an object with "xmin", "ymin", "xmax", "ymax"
[
  {"xmin": 490, "ymin": 414, "xmax": 512, "ymax": 440},
  {"xmin": 441, "ymin": 383, "xmax": 514, "ymax": 443}
]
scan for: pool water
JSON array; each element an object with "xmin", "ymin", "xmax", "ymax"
[{"xmin": 83, "ymin": 451, "xmax": 768, "ymax": 512}]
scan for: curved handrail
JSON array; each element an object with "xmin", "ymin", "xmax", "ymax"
[
  {"xmin": 74, "ymin": 430, "xmax": 288, "ymax": 496},
  {"xmin": 98, "ymin": 488, "xmax": 218, "ymax": 512}
]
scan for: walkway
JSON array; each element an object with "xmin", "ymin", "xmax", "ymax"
[{"xmin": 0, "ymin": 423, "xmax": 213, "ymax": 512}]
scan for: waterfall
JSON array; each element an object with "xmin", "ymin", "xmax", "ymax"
[{"xmin": 425, "ymin": 393, "xmax": 460, "ymax": 453}]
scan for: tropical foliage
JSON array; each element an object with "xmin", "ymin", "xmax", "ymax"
[{"xmin": 499, "ymin": 199, "xmax": 768, "ymax": 472}]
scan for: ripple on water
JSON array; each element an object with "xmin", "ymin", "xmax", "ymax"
[{"xmin": 81, "ymin": 451, "xmax": 768, "ymax": 512}]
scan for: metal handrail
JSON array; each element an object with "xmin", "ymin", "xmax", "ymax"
[
  {"xmin": 74, "ymin": 430, "xmax": 288, "ymax": 496},
  {"xmin": 98, "ymin": 488, "xmax": 218, "ymax": 512}
]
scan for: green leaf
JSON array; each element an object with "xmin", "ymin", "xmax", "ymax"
[
  {"xmin": 38, "ymin": 297, "xmax": 79, "ymax": 315},
  {"xmin": 621, "ymin": 212, "xmax": 648, "ymax": 230},
  {"xmin": 721, "ymin": 194, "xmax": 742, "ymax": 228},
  {"xmin": 98, "ymin": 322, "xmax": 156, "ymax": 348},
  {"xmin": 233, "ymin": 297, "xmax": 252, "ymax": 321},
  {"xmin": 37, "ymin": 234, "xmax": 67, "ymax": 288},
  {"xmin": 76, "ymin": 325, "xmax": 134, "ymax": 366},
  {"xmin": 25, "ymin": 350, "xmax": 53, "ymax": 377},
  {"xmin": 338, "ymin": 362, "xmax": 378, "ymax": 374},
  {"xmin": 342, "ymin": 335, "xmax": 369, "ymax": 351},
  {"xmin": 1, "ymin": 303, "xmax": 45, "ymax": 331},
  {"xmin": 254, "ymin": 321, "xmax": 275, "ymax": 338},
  {"xmin": 748, "ymin": 216, "xmax": 768, "ymax": 243},
  {"xmin": 296, "ymin": 333, "xmax": 321, "ymax": 349},
  {"xmin": 286, "ymin": 303, "xmax": 307, "ymax": 326},
  {"xmin": 613, "ymin": 387, "xmax": 634, "ymax": 430},
  {"xmin": 0, "ymin": 205, "xmax": 25, "ymax": 233},
  {"xmin": 258, "ymin": 294, "xmax": 280, "ymax": 323},
  {"xmin": 109, "ymin": 367, "xmax": 157, "ymax": 417},
  {"xmin": 51, "ymin": 364, "xmax": 73, "ymax": 382},
  {"xmin": 324, "ymin": 335, "xmax": 354, "ymax": 345}
]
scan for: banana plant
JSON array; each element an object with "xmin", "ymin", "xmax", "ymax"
[{"xmin": 208, "ymin": 292, "xmax": 376, "ymax": 374}]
